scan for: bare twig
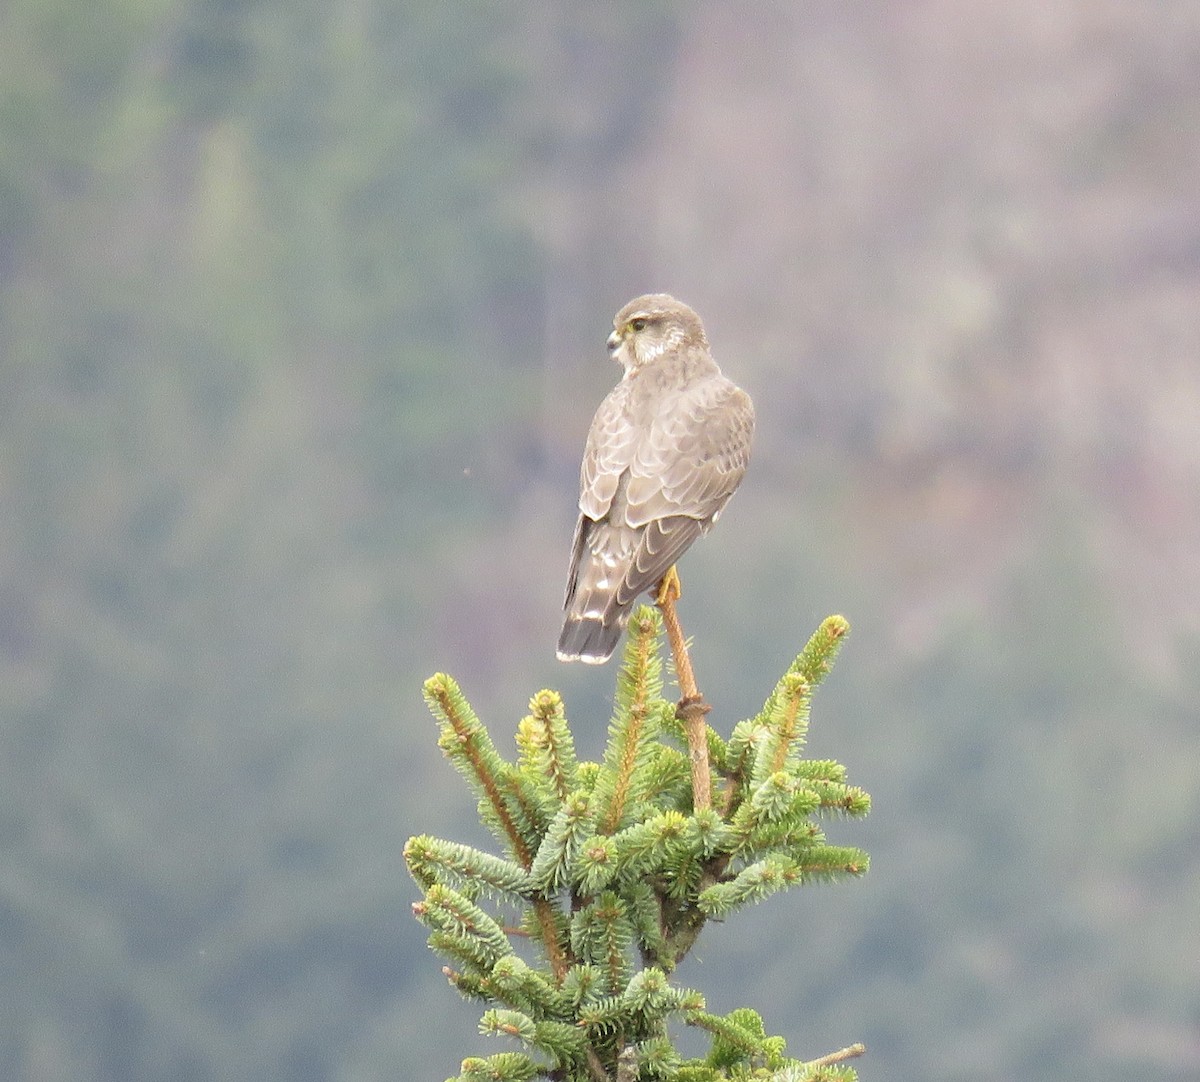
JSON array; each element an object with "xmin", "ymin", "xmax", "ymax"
[
  {"xmin": 803, "ymin": 1042, "xmax": 866, "ymax": 1068},
  {"xmin": 655, "ymin": 566, "xmax": 712, "ymax": 812}
]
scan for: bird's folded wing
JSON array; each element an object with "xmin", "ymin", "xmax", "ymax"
[
  {"xmin": 614, "ymin": 515, "xmax": 705, "ymax": 607},
  {"xmin": 625, "ymin": 380, "xmax": 754, "ymax": 528},
  {"xmin": 577, "ymin": 384, "xmax": 639, "ymax": 521}
]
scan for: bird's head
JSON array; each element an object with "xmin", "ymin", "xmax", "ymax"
[{"xmin": 607, "ymin": 293, "xmax": 708, "ymax": 372}]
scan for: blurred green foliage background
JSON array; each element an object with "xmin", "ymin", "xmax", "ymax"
[{"xmin": 2, "ymin": 3, "xmax": 1198, "ymax": 1080}]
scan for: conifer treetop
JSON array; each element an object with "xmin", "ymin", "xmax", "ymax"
[{"xmin": 408, "ymin": 608, "xmax": 869, "ymax": 1082}]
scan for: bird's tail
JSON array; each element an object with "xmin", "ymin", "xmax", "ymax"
[
  {"xmin": 556, "ymin": 609, "xmax": 626, "ymax": 664},
  {"xmin": 557, "ymin": 532, "xmax": 630, "ymax": 664}
]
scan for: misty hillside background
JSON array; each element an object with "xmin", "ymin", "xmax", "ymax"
[{"xmin": 2, "ymin": 3, "xmax": 1198, "ymax": 1080}]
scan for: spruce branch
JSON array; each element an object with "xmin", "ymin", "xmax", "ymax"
[
  {"xmin": 414, "ymin": 884, "xmax": 515, "ymax": 970},
  {"xmin": 517, "ymin": 689, "xmax": 578, "ymax": 804},
  {"xmin": 570, "ymin": 891, "xmax": 635, "ymax": 994},
  {"xmin": 454, "ymin": 1052, "xmax": 539, "ymax": 1082},
  {"xmin": 428, "ymin": 930, "xmax": 507, "ymax": 975},
  {"xmin": 424, "ymin": 674, "xmax": 540, "ymax": 868},
  {"xmin": 574, "ymin": 834, "xmax": 620, "ymax": 895},
  {"xmin": 405, "ymin": 836, "xmax": 533, "ymax": 901},
  {"xmin": 610, "ymin": 810, "xmax": 689, "ymax": 879},
  {"xmin": 594, "ymin": 611, "xmax": 666, "ymax": 835},
  {"xmin": 696, "ymin": 854, "xmax": 804, "ymax": 918},
  {"xmin": 754, "ymin": 673, "xmax": 812, "ymax": 786},
  {"xmin": 529, "ymin": 898, "xmax": 570, "ymax": 982},
  {"xmin": 690, "ymin": 1006, "xmax": 787, "ymax": 1072},
  {"xmin": 442, "ymin": 964, "xmax": 491, "ymax": 1002},
  {"xmin": 755, "ymin": 617, "xmax": 849, "ymax": 732},
  {"xmin": 412, "ymin": 611, "xmax": 869, "ymax": 1079},
  {"xmin": 480, "ymin": 1009, "xmax": 589, "ymax": 1064},
  {"xmin": 529, "ymin": 792, "xmax": 594, "ymax": 893},
  {"xmin": 488, "ymin": 956, "xmax": 572, "ymax": 1017}
]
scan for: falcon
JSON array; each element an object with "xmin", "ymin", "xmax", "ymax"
[{"xmin": 557, "ymin": 294, "xmax": 755, "ymax": 664}]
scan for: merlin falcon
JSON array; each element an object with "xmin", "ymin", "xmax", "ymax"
[{"xmin": 557, "ymin": 294, "xmax": 755, "ymax": 664}]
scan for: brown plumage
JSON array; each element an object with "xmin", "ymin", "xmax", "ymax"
[{"xmin": 557, "ymin": 294, "xmax": 755, "ymax": 664}]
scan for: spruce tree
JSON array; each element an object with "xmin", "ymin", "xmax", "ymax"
[{"xmin": 407, "ymin": 603, "xmax": 869, "ymax": 1081}]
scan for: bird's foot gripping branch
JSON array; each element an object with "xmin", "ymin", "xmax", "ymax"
[{"xmin": 407, "ymin": 608, "xmax": 870, "ymax": 1082}]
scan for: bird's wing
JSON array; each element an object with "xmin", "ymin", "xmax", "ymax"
[
  {"xmin": 613, "ymin": 515, "xmax": 706, "ymax": 607},
  {"xmin": 625, "ymin": 378, "xmax": 755, "ymax": 528},
  {"xmin": 610, "ymin": 377, "xmax": 754, "ymax": 604},
  {"xmin": 564, "ymin": 373, "xmax": 754, "ymax": 635},
  {"xmin": 577, "ymin": 382, "xmax": 640, "ymax": 521},
  {"xmin": 563, "ymin": 382, "xmax": 639, "ymax": 616}
]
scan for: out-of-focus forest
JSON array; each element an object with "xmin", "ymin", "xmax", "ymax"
[{"xmin": 3, "ymin": 2, "xmax": 1198, "ymax": 1080}]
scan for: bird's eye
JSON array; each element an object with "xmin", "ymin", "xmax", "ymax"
[{"xmin": 630, "ymin": 318, "xmax": 648, "ymax": 333}]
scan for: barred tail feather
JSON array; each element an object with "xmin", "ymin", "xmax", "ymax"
[
  {"xmin": 557, "ymin": 518, "xmax": 634, "ymax": 664},
  {"xmin": 556, "ymin": 611, "xmax": 626, "ymax": 664}
]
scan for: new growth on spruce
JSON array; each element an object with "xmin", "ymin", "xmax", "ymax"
[{"xmin": 407, "ymin": 608, "xmax": 869, "ymax": 1082}]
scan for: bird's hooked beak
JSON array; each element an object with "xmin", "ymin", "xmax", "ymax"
[{"xmin": 606, "ymin": 328, "xmax": 622, "ymax": 354}]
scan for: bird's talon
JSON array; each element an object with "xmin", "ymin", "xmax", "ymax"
[{"xmin": 656, "ymin": 564, "xmax": 682, "ymax": 606}]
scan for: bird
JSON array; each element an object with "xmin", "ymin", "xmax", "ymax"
[{"xmin": 557, "ymin": 294, "xmax": 755, "ymax": 664}]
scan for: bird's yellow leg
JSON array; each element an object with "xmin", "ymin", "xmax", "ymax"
[{"xmin": 655, "ymin": 564, "xmax": 682, "ymax": 606}]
